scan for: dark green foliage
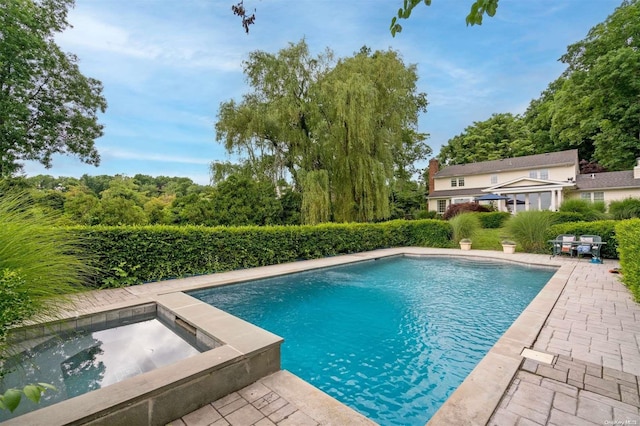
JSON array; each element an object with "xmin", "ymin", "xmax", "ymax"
[
  {"xmin": 547, "ymin": 220, "xmax": 618, "ymax": 259},
  {"xmin": 72, "ymin": 220, "xmax": 452, "ymax": 287},
  {"xmin": 616, "ymin": 219, "xmax": 640, "ymax": 300},
  {"xmin": 609, "ymin": 198, "xmax": 640, "ymax": 220},
  {"xmin": 558, "ymin": 199, "xmax": 607, "ymax": 221},
  {"xmin": 505, "ymin": 211, "xmax": 556, "ymax": 253},
  {"xmin": 391, "ymin": 0, "xmax": 498, "ymax": 36},
  {"xmin": 551, "ymin": 212, "xmax": 586, "ymax": 224},
  {"xmin": 442, "ymin": 202, "xmax": 490, "ymax": 220},
  {"xmin": 448, "ymin": 213, "xmax": 481, "ymax": 242},
  {"xmin": 477, "ymin": 211, "xmax": 511, "ymax": 228},
  {"xmin": 0, "ymin": 0, "xmax": 107, "ymax": 176},
  {"xmin": 438, "ymin": 113, "xmax": 532, "ymax": 165},
  {"xmin": 0, "ymin": 269, "xmax": 36, "ymax": 347},
  {"xmin": 415, "ymin": 210, "xmax": 439, "ymax": 219}
]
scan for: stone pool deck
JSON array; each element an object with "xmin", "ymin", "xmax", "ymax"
[{"xmin": 59, "ymin": 249, "xmax": 639, "ymax": 425}]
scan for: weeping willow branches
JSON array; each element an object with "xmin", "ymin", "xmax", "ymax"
[{"xmin": 215, "ymin": 40, "xmax": 429, "ymax": 223}]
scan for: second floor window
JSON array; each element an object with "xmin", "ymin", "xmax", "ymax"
[
  {"xmin": 490, "ymin": 175, "xmax": 497, "ymax": 184},
  {"xmin": 458, "ymin": 177, "xmax": 465, "ymax": 187},
  {"xmin": 540, "ymin": 169, "xmax": 549, "ymax": 180},
  {"xmin": 529, "ymin": 170, "xmax": 538, "ymax": 179},
  {"xmin": 451, "ymin": 178, "xmax": 457, "ymax": 187}
]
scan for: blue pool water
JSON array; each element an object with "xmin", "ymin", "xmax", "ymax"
[{"xmin": 190, "ymin": 256, "xmax": 555, "ymax": 425}]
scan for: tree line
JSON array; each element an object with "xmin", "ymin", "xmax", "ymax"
[{"xmin": 2, "ymin": 171, "xmax": 427, "ymax": 227}]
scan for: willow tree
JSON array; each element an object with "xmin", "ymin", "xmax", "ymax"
[
  {"xmin": 316, "ymin": 48, "xmax": 427, "ymax": 222},
  {"xmin": 215, "ymin": 41, "xmax": 428, "ymax": 223}
]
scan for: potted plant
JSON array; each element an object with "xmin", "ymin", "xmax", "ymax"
[
  {"xmin": 459, "ymin": 238, "xmax": 472, "ymax": 250},
  {"xmin": 501, "ymin": 240, "xmax": 517, "ymax": 254}
]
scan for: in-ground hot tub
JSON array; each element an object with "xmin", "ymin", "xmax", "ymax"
[{"xmin": 0, "ymin": 296, "xmax": 282, "ymax": 425}]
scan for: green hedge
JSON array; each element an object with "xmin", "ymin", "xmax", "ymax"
[
  {"xmin": 615, "ymin": 219, "xmax": 640, "ymax": 301},
  {"xmin": 547, "ymin": 220, "xmax": 618, "ymax": 259},
  {"xmin": 551, "ymin": 212, "xmax": 586, "ymax": 224},
  {"xmin": 477, "ymin": 212, "xmax": 511, "ymax": 229},
  {"xmin": 72, "ymin": 219, "xmax": 452, "ymax": 287}
]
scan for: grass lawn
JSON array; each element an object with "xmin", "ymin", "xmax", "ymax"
[{"xmin": 472, "ymin": 228, "xmax": 509, "ymax": 251}]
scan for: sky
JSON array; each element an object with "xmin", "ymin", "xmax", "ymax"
[{"xmin": 22, "ymin": 0, "xmax": 624, "ymax": 185}]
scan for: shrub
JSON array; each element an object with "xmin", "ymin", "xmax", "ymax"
[
  {"xmin": 551, "ymin": 212, "xmax": 586, "ymax": 224},
  {"xmin": 448, "ymin": 212, "xmax": 481, "ymax": 242},
  {"xmin": 609, "ymin": 198, "xmax": 640, "ymax": 220},
  {"xmin": 442, "ymin": 202, "xmax": 490, "ymax": 220},
  {"xmin": 415, "ymin": 210, "xmax": 439, "ymax": 220},
  {"xmin": 616, "ymin": 219, "xmax": 640, "ymax": 300},
  {"xmin": 559, "ymin": 198, "xmax": 607, "ymax": 221},
  {"xmin": 505, "ymin": 211, "xmax": 556, "ymax": 253},
  {"xmin": 477, "ymin": 211, "xmax": 511, "ymax": 229},
  {"xmin": 72, "ymin": 219, "xmax": 453, "ymax": 287},
  {"xmin": 0, "ymin": 270, "xmax": 36, "ymax": 352},
  {"xmin": 0, "ymin": 192, "xmax": 88, "ymax": 324},
  {"xmin": 547, "ymin": 220, "xmax": 618, "ymax": 259}
]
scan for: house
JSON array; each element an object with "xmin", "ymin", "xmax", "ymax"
[{"xmin": 427, "ymin": 149, "xmax": 640, "ymax": 214}]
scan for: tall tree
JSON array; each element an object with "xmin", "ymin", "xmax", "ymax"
[
  {"xmin": 215, "ymin": 41, "xmax": 428, "ymax": 223},
  {"xmin": 525, "ymin": 0, "xmax": 640, "ymax": 170},
  {"xmin": 0, "ymin": 0, "xmax": 107, "ymax": 177},
  {"xmin": 438, "ymin": 113, "xmax": 531, "ymax": 165}
]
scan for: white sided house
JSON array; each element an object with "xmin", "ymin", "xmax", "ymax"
[{"xmin": 427, "ymin": 149, "xmax": 640, "ymax": 215}]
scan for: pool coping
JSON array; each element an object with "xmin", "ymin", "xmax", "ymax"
[{"xmin": 3, "ymin": 248, "xmax": 575, "ymax": 425}]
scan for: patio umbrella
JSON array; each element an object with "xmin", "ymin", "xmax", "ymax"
[
  {"xmin": 475, "ymin": 193, "xmax": 510, "ymax": 201},
  {"xmin": 506, "ymin": 198, "xmax": 526, "ymax": 205}
]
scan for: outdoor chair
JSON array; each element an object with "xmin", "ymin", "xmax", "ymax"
[
  {"xmin": 575, "ymin": 235, "xmax": 603, "ymax": 260},
  {"xmin": 552, "ymin": 234, "xmax": 576, "ymax": 257}
]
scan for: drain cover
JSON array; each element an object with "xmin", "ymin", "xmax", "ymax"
[{"xmin": 521, "ymin": 348, "xmax": 554, "ymax": 364}]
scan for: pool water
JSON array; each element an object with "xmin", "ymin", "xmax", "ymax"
[
  {"xmin": 190, "ymin": 256, "xmax": 555, "ymax": 425},
  {"xmin": 0, "ymin": 318, "xmax": 201, "ymax": 420}
]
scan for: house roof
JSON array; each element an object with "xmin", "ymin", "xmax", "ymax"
[
  {"xmin": 434, "ymin": 150, "xmax": 578, "ymax": 178},
  {"xmin": 576, "ymin": 171, "xmax": 640, "ymax": 190},
  {"xmin": 427, "ymin": 188, "xmax": 485, "ymax": 198}
]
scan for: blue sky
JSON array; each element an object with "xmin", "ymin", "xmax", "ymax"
[{"xmin": 23, "ymin": 0, "xmax": 622, "ymax": 185}]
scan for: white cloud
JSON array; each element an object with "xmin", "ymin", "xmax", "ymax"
[{"xmin": 102, "ymin": 148, "xmax": 211, "ymax": 166}]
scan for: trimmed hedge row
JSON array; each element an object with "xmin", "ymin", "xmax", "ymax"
[
  {"xmin": 72, "ymin": 219, "xmax": 452, "ymax": 288},
  {"xmin": 615, "ymin": 219, "xmax": 640, "ymax": 301},
  {"xmin": 547, "ymin": 220, "xmax": 618, "ymax": 259}
]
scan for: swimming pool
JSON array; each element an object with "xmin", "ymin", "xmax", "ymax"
[{"xmin": 190, "ymin": 256, "xmax": 555, "ymax": 425}]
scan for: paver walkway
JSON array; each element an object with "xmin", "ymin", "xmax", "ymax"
[
  {"xmin": 57, "ymin": 249, "xmax": 640, "ymax": 425},
  {"xmin": 490, "ymin": 261, "xmax": 640, "ymax": 426}
]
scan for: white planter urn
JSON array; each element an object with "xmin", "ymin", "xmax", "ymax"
[
  {"xmin": 459, "ymin": 240, "xmax": 472, "ymax": 251},
  {"xmin": 502, "ymin": 243, "xmax": 516, "ymax": 254}
]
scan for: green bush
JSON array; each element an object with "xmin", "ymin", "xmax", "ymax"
[
  {"xmin": 0, "ymin": 270, "xmax": 35, "ymax": 352},
  {"xmin": 72, "ymin": 219, "xmax": 452, "ymax": 287},
  {"xmin": 551, "ymin": 212, "xmax": 586, "ymax": 224},
  {"xmin": 547, "ymin": 220, "xmax": 618, "ymax": 259},
  {"xmin": 415, "ymin": 210, "xmax": 440, "ymax": 220},
  {"xmin": 616, "ymin": 219, "xmax": 640, "ymax": 300},
  {"xmin": 477, "ymin": 211, "xmax": 511, "ymax": 229},
  {"xmin": 609, "ymin": 198, "xmax": 640, "ymax": 220},
  {"xmin": 505, "ymin": 211, "xmax": 556, "ymax": 253},
  {"xmin": 558, "ymin": 198, "xmax": 607, "ymax": 221},
  {"xmin": 0, "ymin": 192, "xmax": 87, "ymax": 324},
  {"xmin": 448, "ymin": 213, "xmax": 481, "ymax": 242}
]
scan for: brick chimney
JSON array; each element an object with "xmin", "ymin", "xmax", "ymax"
[
  {"xmin": 635, "ymin": 158, "xmax": 640, "ymax": 180},
  {"xmin": 428, "ymin": 158, "xmax": 439, "ymax": 194}
]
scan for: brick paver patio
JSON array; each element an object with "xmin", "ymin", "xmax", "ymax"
[
  {"xmin": 490, "ymin": 261, "xmax": 640, "ymax": 426},
  {"xmin": 58, "ymin": 249, "xmax": 640, "ymax": 425}
]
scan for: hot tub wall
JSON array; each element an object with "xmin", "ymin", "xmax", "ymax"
[{"xmin": 2, "ymin": 297, "xmax": 283, "ymax": 426}]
